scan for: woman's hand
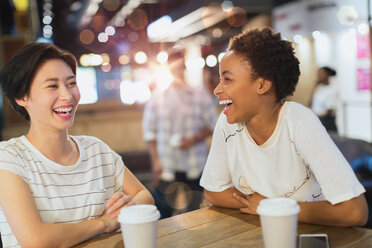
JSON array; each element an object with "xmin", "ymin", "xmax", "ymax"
[
  {"xmin": 106, "ymin": 192, "xmax": 135, "ymax": 218},
  {"xmin": 232, "ymin": 192, "xmax": 267, "ymax": 215},
  {"xmin": 100, "ymin": 192, "xmax": 135, "ymax": 233}
]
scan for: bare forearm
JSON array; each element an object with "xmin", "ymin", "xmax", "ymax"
[
  {"xmin": 298, "ymin": 195, "xmax": 368, "ymax": 227},
  {"xmin": 204, "ymin": 188, "xmax": 246, "ymax": 209},
  {"xmin": 22, "ymin": 218, "xmax": 106, "ymax": 248}
]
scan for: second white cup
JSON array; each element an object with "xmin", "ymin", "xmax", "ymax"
[
  {"xmin": 118, "ymin": 204, "xmax": 160, "ymax": 248},
  {"xmin": 257, "ymin": 198, "xmax": 300, "ymax": 248}
]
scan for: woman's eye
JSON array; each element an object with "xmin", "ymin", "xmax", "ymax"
[
  {"xmin": 48, "ymin": 84, "xmax": 58, "ymax": 88},
  {"xmin": 68, "ymin": 81, "xmax": 77, "ymax": 87}
]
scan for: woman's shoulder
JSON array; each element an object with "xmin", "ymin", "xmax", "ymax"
[
  {"xmin": 0, "ymin": 136, "xmax": 28, "ymax": 156},
  {"xmin": 284, "ymin": 101, "xmax": 323, "ymax": 129},
  {"xmin": 285, "ymin": 101, "xmax": 318, "ymax": 120}
]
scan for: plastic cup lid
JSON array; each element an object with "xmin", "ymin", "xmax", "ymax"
[
  {"xmin": 118, "ymin": 204, "xmax": 160, "ymax": 224},
  {"xmin": 257, "ymin": 198, "xmax": 300, "ymax": 216}
]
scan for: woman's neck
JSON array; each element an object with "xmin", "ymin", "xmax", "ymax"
[
  {"xmin": 25, "ymin": 127, "xmax": 79, "ymax": 166},
  {"xmin": 245, "ymin": 100, "xmax": 284, "ymax": 145}
]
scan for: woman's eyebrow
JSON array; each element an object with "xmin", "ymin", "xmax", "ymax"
[
  {"xmin": 222, "ymin": 71, "xmax": 232, "ymax": 76},
  {"xmin": 42, "ymin": 75, "xmax": 76, "ymax": 83}
]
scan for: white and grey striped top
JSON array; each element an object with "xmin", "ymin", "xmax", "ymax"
[{"xmin": 0, "ymin": 135, "xmax": 125, "ymax": 248}]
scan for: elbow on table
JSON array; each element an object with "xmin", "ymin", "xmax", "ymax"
[
  {"xmin": 203, "ymin": 189, "xmax": 217, "ymax": 206},
  {"xmin": 338, "ymin": 196, "xmax": 369, "ymax": 227},
  {"xmin": 349, "ymin": 206, "xmax": 368, "ymax": 227}
]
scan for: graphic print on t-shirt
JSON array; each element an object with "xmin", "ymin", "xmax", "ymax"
[
  {"xmin": 223, "ymin": 127, "xmax": 243, "ymax": 142},
  {"xmin": 239, "ymin": 176, "xmax": 255, "ymax": 195}
]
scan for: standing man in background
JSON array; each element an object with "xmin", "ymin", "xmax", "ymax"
[{"xmin": 142, "ymin": 48, "xmax": 217, "ymax": 218}]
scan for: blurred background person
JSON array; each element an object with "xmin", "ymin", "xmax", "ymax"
[
  {"xmin": 142, "ymin": 48, "xmax": 217, "ymax": 218},
  {"xmin": 310, "ymin": 66, "xmax": 338, "ymax": 133}
]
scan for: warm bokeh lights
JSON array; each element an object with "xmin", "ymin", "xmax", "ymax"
[
  {"xmin": 134, "ymin": 51, "xmax": 148, "ymax": 64},
  {"xmin": 156, "ymin": 51, "xmax": 168, "ymax": 64},
  {"xmin": 79, "ymin": 29, "xmax": 95, "ymax": 45}
]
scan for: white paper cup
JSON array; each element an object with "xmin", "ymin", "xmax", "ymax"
[
  {"xmin": 118, "ymin": 204, "xmax": 160, "ymax": 248},
  {"xmin": 257, "ymin": 198, "xmax": 300, "ymax": 248}
]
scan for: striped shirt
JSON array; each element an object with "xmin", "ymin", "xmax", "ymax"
[
  {"xmin": 142, "ymin": 85, "xmax": 217, "ymax": 180},
  {"xmin": 0, "ymin": 135, "xmax": 125, "ymax": 248}
]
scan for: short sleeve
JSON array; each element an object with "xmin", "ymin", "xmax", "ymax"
[
  {"xmin": 0, "ymin": 149, "xmax": 27, "ymax": 180},
  {"xmin": 293, "ymin": 107, "xmax": 365, "ymax": 204},
  {"xmin": 200, "ymin": 113, "xmax": 233, "ymax": 192}
]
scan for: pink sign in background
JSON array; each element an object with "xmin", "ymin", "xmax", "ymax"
[
  {"xmin": 357, "ymin": 34, "xmax": 370, "ymax": 59},
  {"xmin": 357, "ymin": 68, "xmax": 370, "ymax": 91}
]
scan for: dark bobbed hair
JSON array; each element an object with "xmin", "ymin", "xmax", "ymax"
[
  {"xmin": 0, "ymin": 42, "xmax": 77, "ymax": 121},
  {"xmin": 320, "ymin": 66, "xmax": 336, "ymax": 77},
  {"xmin": 227, "ymin": 27, "xmax": 300, "ymax": 101}
]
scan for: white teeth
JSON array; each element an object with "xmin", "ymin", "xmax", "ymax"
[
  {"xmin": 219, "ymin": 99, "xmax": 232, "ymax": 105},
  {"xmin": 54, "ymin": 107, "xmax": 72, "ymax": 113}
]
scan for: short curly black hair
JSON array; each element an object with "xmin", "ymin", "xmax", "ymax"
[
  {"xmin": 227, "ymin": 27, "xmax": 300, "ymax": 101},
  {"xmin": 0, "ymin": 42, "xmax": 77, "ymax": 121}
]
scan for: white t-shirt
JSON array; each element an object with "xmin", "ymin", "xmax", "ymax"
[
  {"xmin": 0, "ymin": 135, "xmax": 125, "ymax": 248},
  {"xmin": 200, "ymin": 102, "xmax": 364, "ymax": 204},
  {"xmin": 311, "ymin": 84, "xmax": 338, "ymax": 116}
]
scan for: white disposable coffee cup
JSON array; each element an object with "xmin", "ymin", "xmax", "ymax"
[
  {"xmin": 257, "ymin": 198, "xmax": 300, "ymax": 248},
  {"xmin": 118, "ymin": 204, "xmax": 160, "ymax": 248}
]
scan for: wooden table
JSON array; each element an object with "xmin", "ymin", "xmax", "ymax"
[{"xmin": 75, "ymin": 206, "xmax": 372, "ymax": 248}]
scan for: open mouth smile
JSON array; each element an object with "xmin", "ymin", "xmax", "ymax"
[
  {"xmin": 219, "ymin": 99, "xmax": 232, "ymax": 114},
  {"xmin": 53, "ymin": 106, "xmax": 73, "ymax": 117}
]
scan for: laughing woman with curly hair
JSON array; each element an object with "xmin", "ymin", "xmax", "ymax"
[{"xmin": 200, "ymin": 27, "xmax": 368, "ymax": 227}]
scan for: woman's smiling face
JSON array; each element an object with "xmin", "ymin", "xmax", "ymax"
[
  {"xmin": 16, "ymin": 59, "xmax": 80, "ymax": 131},
  {"xmin": 214, "ymin": 51, "xmax": 262, "ymax": 124}
]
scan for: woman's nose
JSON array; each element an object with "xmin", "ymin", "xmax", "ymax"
[
  {"xmin": 213, "ymin": 81, "xmax": 222, "ymax": 96},
  {"xmin": 59, "ymin": 85, "xmax": 73, "ymax": 100}
]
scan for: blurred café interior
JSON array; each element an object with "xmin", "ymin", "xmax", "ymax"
[{"xmin": 1, "ymin": 0, "xmax": 372, "ymax": 191}]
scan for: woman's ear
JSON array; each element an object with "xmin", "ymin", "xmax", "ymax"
[
  {"xmin": 256, "ymin": 78, "xmax": 273, "ymax": 95},
  {"xmin": 15, "ymin": 96, "xmax": 27, "ymax": 107}
]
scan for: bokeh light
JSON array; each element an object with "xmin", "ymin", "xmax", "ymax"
[
  {"xmin": 218, "ymin": 52, "xmax": 225, "ymax": 62},
  {"xmin": 98, "ymin": 32, "xmax": 109, "ymax": 42},
  {"xmin": 227, "ymin": 7, "xmax": 247, "ymax": 27},
  {"xmin": 127, "ymin": 9, "xmax": 148, "ymax": 30},
  {"xmin": 206, "ymin": 55, "xmax": 217, "ymax": 67},
  {"xmin": 80, "ymin": 29, "xmax": 95, "ymax": 45},
  {"xmin": 103, "ymin": 0, "xmax": 120, "ymax": 11},
  {"xmin": 185, "ymin": 57, "xmax": 205, "ymax": 71},
  {"xmin": 135, "ymin": 51, "xmax": 148, "ymax": 64},
  {"xmin": 119, "ymin": 54, "xmax": 131, "ymax": 65},
  {"xmin": 105, "ymin": 26, "xmax": 116, "ymax": 36},
  {"xmin": 156, "ymin": 51, "xmax": 168, "ymax": 64},
  {"xmin": 358, "ymin": 23, "xmax": 369, "ymax": 35},
  {"xmin": 212, "ymin": 28, "xmax": 222, "ymax": 38},
  {"xmin": 101, "ymin": 63, "xmax": 112, "ymax": 72}
]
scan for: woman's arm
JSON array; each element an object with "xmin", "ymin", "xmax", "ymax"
[
  {"xmin": 298, "ymin": 194, "xmax": 368, "ymax": 227},
  {"xmin": 232, "ymin": 191, "xmax": 368, "ymax": 227},
  {"xmin": 0, "ymin": 170, "xmax": 115, "ymax": 248},
  {"xmin": 0, "ymin": 166, "xmax": 154, "ymax": 248},
  {"xmin": 204, "ymin": 188, "xmax": 246, "ymax": 209},
  {"xmin": 121, "ymin": 166, "xmax": 154, "ymax": 206}
]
